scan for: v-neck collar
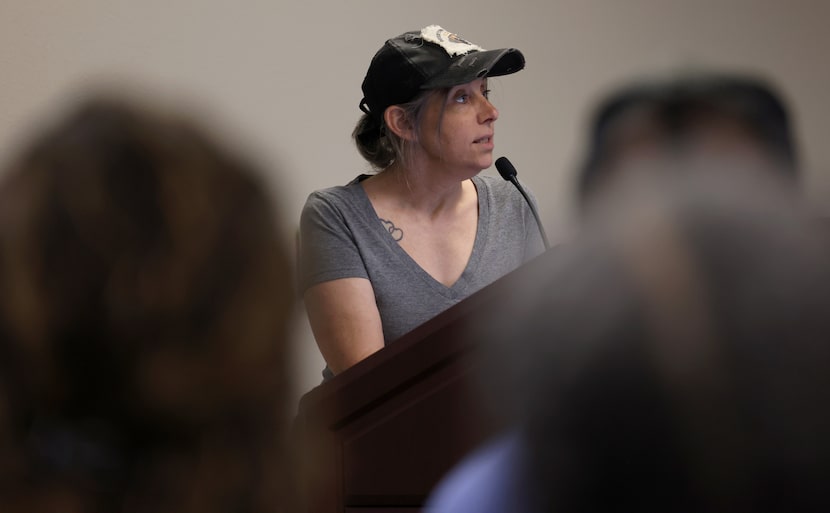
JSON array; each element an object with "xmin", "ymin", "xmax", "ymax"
[{"xmin": 353, "ymin": 175, "xmax": 489, "ymax": 299}]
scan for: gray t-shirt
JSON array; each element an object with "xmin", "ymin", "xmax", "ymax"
[{"xmin": 299, "ymin": 173, "xmax": 544, "ymax": 353}]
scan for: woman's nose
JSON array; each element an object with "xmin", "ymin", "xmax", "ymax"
[{"xmin": 479, "ymin": 96, "xmax": 498, "ymax": 124}]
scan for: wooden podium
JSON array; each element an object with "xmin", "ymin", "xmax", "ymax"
[{"xmin": 294, "ymin": 257, "xmax": 546, "ymax": 513}]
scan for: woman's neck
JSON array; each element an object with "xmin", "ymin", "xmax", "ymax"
[{"xmin": 365, "ymin": 162, "xmax": 473, "ymax": 218}]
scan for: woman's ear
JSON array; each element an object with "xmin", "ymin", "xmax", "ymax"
[{"xmin": 384, "ymin": 106, "xmax": 417, "ymax": 141}]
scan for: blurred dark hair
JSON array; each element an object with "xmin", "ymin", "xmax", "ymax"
[
  {"xmin": 577, "ymin": 73, "xmax": 798, "ymax": 201},
  {"xmin": 0, "ymin": 96, "xmax": 295, "ymax": 513},
  {"xmin": 489, "ymin": 171, "xmax": 830, "ymax": 512}
]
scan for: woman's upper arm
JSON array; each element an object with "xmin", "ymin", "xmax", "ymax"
[{"xmin": 303, "ymin": 277, "xmax": 385, "ymax": 375}]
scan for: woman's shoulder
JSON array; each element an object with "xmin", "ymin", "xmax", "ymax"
[
  {"xmin": 473, "ymin": 173, "xmax": 505, "ymax": 189},
  {"xmin": 473, "ymin": 173, "xmax": 523, "ymax": 196},
  {"xmin": 304, "ymin": 175, "xmax": 369, "ymax": 208},
  {"xmin": 474, "ymin": 173, "xmax": 534, "ymax": 209}
]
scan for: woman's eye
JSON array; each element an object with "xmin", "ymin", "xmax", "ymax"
[
  {"xmin": 454, "ymin": 94, "xmax": 469, "ymax": 104},
  {"xmin": 482, "ymin": 89, "xmax": 491, "ymax": 99}
]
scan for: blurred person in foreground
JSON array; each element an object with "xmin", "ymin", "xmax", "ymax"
[
  {"xmin": 427, "ymin": 72, "xmax": 830, "ymax": 512},
  {"xmin": 577, "ymin": 71, "xmax": 799, "ymax": 205},
  {"xmin": 429, "ymin": 166, "xmax": 830, "ymax": 513},
  {"xmin": 0, "ymin": 95, "xmax": 296, "ymax": 513}
]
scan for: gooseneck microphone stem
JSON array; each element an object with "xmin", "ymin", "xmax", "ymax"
[{"xmin": 495, "ymin": 156, "xmax": 550, "ymax": 250}]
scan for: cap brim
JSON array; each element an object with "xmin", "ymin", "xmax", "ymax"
[{"xmin": 421, "ymin": 48, "xmax": 525, "ymax": 90}]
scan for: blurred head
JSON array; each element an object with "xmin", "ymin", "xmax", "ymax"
[
  {"xmin": 489, "ymin": 170, "xmax": 830, "ymax": 512},
  {"xmin": 577, "ymin": 72, "xmax": 798, "ymax": 206},
  {"xmin": 353, "ymin": 24, "xmax": 524, "ymax": 170},
  {"xmin": 0, "ymin": 95, "xmax": 295, "ymax": 513}
]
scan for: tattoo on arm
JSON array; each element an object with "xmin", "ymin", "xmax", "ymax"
[{"xmin": 379, "ymin": 218, "xmax": 404, "ymax": 241}]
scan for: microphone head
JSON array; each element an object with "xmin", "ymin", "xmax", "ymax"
[{"xmin": 495, "ymin": 156, "xmax": 517, "ymax": 180}]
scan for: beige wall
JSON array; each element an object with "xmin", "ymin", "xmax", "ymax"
[{"xmin": 3, "ymin": 0, "xmax": 829, "ymax": 400}]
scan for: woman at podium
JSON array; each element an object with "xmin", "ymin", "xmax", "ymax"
[{"xmin": 299, "ymin": 25, "xmax": 545, "ymax": 379}]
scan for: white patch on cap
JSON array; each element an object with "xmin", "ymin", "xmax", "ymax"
[{"xmin": 421, "ymin": 25, "xmax": 485, "ymax": 56}]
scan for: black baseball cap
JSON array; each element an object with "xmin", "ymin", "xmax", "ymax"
[{"xmin": 358, "ymin": 25, "xmax": 525, "ymax": 124}]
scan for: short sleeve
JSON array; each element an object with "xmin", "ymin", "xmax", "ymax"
[{"xmin": 298, "ymin": 190, "xmax": 369, "ymax": 293}]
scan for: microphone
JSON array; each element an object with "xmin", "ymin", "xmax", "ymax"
[{"xmin": 495, "ymin": 156, "xmax": 550, "ymax": 249}]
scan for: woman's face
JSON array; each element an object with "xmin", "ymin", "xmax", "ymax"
[{"xmin": 415, "ymin": 78, "xmax": 499, "ymax": 176}]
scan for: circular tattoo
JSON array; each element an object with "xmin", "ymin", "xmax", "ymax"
[{"xmin": 380, "ymin": 218, "xmax": 404, "ymax": 241}]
